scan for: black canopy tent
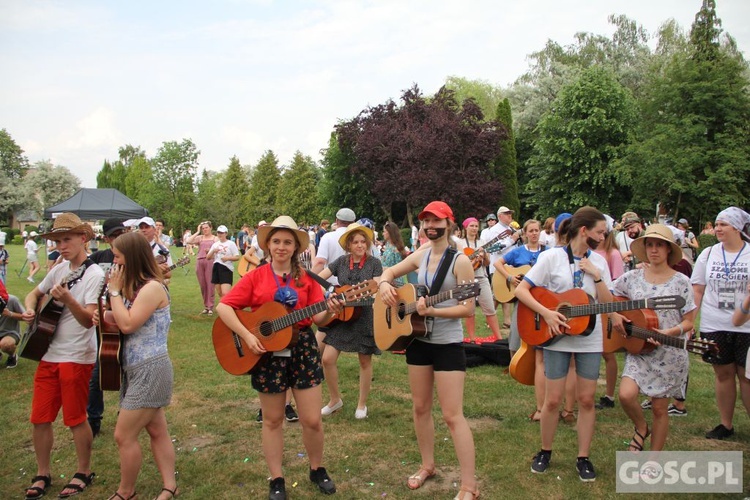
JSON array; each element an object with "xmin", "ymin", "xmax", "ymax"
[{"xmin": 43, "ymin": 188, "xmax": 148, "ymax": 220}]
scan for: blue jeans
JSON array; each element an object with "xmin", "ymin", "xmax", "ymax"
[{"xmin": 87, "ymin": 359, "xmax": 104, "ymax": 433}]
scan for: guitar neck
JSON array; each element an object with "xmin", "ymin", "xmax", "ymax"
[
  {"xmin": 624, "ymin": 323, "xmax": 686, "ymax": 349},
  {"xmin": 268, "ymin": 289, "xmax": 352, "ymax": 331},
  {"xmin": 344, "ymin": 298, "xmax": 375, "ymax": 307},
  {"xmin": 566, "ymin": 299, "xmax": 647, "ymax": 318},
  {"xmin": 402, "ymin": 289, "xmax": 459, "ymax": 315},
  {"xmin": 469, "ymin": 230, "xmax": 511, "ymax": 258}
]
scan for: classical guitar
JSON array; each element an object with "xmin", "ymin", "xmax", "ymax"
[
  {"xmin": 463, "ymin": 230, "xmax": 514, "ymax": 269},
  {"xmin": 318, "ymin": 283, "xmax": 376, "ymax": 327},
  {"xmin": 492, "ymin": 265, "xmax": 532, "ymax": 303},
  {"xmin": 602, "ymin": 296, "xmax": 718, "ymax": 358},
  {"xmin": 97, "ymin": 276, "xmax": 122, "ymax": 391},
  {"xmin": 509, "ymin": 339, "xmax": 535, "ymax": 386},
  {"xmin": 18, "ymin": 265, "xmax": 90, "ymax": 361},
  {"xmin": 517, "ymin": 288, "xmax": 686, "ymax": 347},
  {"xmin": 213, "ymin": 279, "xmax": 378, "ymax": 375},
  {"xmin": 237, "ymin": 253, "xmax": 260, "ymax": 277},
  {"xmin": 374, "ymin": 282, "xmax": 480, "ymax": 351}
]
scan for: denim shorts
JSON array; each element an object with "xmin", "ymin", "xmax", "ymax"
[{"xmin": 543, "ymin": 350, "xmax": 601, "ymax": 381}]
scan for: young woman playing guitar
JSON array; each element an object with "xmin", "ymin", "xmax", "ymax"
[
  {"xmin": 456, "ymin": 217, "xmax": 502, "ymax": 342},
  {"xmin": 317, "ymin": 222, "xmax": 383, "ymax": 419},
  {"xmin": 514, "ymin": 206, "xmax": 612, "ymax": 482},
  {"xmin": 216, "ymin": 216, "xmax": 343, "ymax": 500},
  {"xmin": 609, "ymin": 224, "xmax": 696, "ymax": 452},
  {"xmin": 378, "ymin": 201, "xmax": 478, "ymax": 500},
  {"xmin": 96, "ymin": 231, "xmax": 177, "ymax": 500}
]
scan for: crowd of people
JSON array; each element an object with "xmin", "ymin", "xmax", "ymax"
[{"xmin": 2, "ymin": 201, "xmax": 749, "ymax": 499}]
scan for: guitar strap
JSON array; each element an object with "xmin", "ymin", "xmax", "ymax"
[
  {"xmin": 306, "ymin": 270, "xmax": 336, "ymax": 293},
  {"xmin": 429, "ymin": 247, "xmax": 457, "ymax": 297},
  {"xmin": 67, "ymin": 258, "xmax": 95, "ymax": 290}
]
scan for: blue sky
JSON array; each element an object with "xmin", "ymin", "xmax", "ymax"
[{"xmin": 2, "ymin": 0, "xmax": 748, "ymax": 189}]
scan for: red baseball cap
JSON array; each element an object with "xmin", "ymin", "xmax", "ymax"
[{"xmin": 418, "ymin": 201, "xmax": 455, "ymax": 222}]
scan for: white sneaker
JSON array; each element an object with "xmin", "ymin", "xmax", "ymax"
[
  {"xmin": 355, "ymin": 407, "xmax": 368, "ymax": 419},
  {"xmin": 27, "ymin": 277, "xmax": 35, "ymax": 283},
  {"xmin": 321, "ymin": 400, "xmax": 343, "ymax": 416}
]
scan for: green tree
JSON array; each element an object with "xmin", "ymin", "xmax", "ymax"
[
  {"xmin": 246, "ymin": 150, "xmax": 281, "ymax": 225},
  {"xmin": 276, "ymin": 151, "xmax": 321, "ymax": 225},
  {"xmin": 319, "ymin": 132, "xmax": 379, "ymax": 223},
  {"xmin": 494, "ymin": 98, "xmax": 520, "ymax": 216},
  {"xmin": 444, "ymin": 76, "xmax": 504, "ymax": 121},
  {"xmin": 124, "ymin": 156, "xmax": 158, "ymax": 212},
  {"xmin": 151, "ymin": 139, "xmax": 200, "ymax": 230},
  {"xmin": 0, "ymin": 129, "xmax": 30, "ymax": 222},
  {"xmin": 194, "ymin": 169, "xmax": 224, "ymax": 228},
  {"xmin": 22, "ymin": 160, "xmax": 81, "ymax": 214},
  {"xmin": 218, "ymin": 156, "xmax": 251, "ymax": 230},
  {"xmin": 527, "ymin": 67, "xmax": 636, "ymax": 216},
  {"xmin": 615, "ymin": 0, "xmax": 750, "ymax": 223}
]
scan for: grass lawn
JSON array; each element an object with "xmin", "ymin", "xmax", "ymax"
[{"xmin": 0, "ymin": 243, "xmax": 748, "ymax": 499}]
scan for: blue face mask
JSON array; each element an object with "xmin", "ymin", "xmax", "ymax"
[{"xmin": 272, "ymin": 272, "xmax": 298, "ymax": 308}]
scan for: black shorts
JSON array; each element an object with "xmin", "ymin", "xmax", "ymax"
[
  {"xmin": 702, "ymin": 331, "xmax": 750, "ymax": 367},
  {"xmin": 211, "ymin": 263, "xmax": 233, "ymax": 285},
  {"xmin": 251, "ymin": 328, "xmax": 323, "ymax": 393},
  {"xmin": 406, "ymin": 340, "xmax": 466, "ymax": 372}
]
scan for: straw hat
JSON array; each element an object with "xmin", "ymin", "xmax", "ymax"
[
  {"xmin": 338, "ymin": 222, "xmax": 374, "ymax": 251},
  {"xmin": 257, "ymin": 216, "xmax": 310, "ymax": 252},
  {"xmin": 40, "ymin": 213, "xmax": 94, "ymax": 241},
  {"xmin": 630, "ymin": 224, "xmax": 682, "ymax": 267}
]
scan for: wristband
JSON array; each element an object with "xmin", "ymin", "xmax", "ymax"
[
  {"xmin": 593, "ymin": 277, "xmax": 602, "ymax": 284},
  {"xmin": 741, "ymin": 301, "xmax": 750, "ymax": 315},
  {"xmin": 678, "ymin": 324, "xmax": 684, "ymax": 336}
]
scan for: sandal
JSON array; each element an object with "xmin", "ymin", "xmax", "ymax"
[
  {"xmin": 108, "ymin": 493, "xmax": 137, "ymax": 500},
  {"xmin": 407, "ymin": 465, "xmax": 436, "ymax": 490},
  {"xmin": 528, "ymin": 409, "xmax": 542, "ymax": 422},
  {"xmin": 628, "ymin": 425, "xmax": 651, "ymax": 453},
  {"xmin": 559, "ymin": 409, "xmax": 576, "ymax": 424},
  {"xmin": 454, "ymin": 485, "xmax": 480, "ymax": 500},
  {"xmin": 154, "ymin": 487, "xmax": 179, "ymax": 500},
  {"xmin": 58, "ymin": 472, "xmax": 95, "ymax": 498},
  {"xmin": 502, "ymin": 323, "xmax": 511, "ymax": 329},
  {"xmin": 24, "ymin": 474, "xmax": 51, "ymax": 500}
]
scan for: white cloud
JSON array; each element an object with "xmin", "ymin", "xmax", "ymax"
[{"xmin": 63, "ymin": 107, "xmax": 121, "ymax": 150}]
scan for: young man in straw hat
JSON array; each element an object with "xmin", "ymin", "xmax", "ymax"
[{"xmin": 22, "ymin": 212, "xmax": 105, "ymax": 499}]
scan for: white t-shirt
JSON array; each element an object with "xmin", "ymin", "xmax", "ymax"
[
  {"xmin": 615, "ymin": 231, "xmax": 634, "ymax": 256},
  {"xmin": 523, "ymin": 246, "xmax": 612, "ymax": 353},
  {"xmin": 317, "ymin": 227, "xmax": 352, "ymax": 286},
  {"xmin": 691, "ymin": 243, "xmax": 750, "ymax": 334},
  {"xmin": 209, "ymin": 240, "xmax": 240, "ymax": 271},
  {"xmin": 539, "ymin": 231, "xmax": 557, "ymax": 248},
  {"xmin": 485, "ymin": 222, "xmax": 516, "ymax": 270},
  {"xmin": 25, "ymin": 240, "xmax": 39, "ymax": 259},
  {"xmin": 39, "ymin": 260, "xmax": 105, "ymax": 364}
]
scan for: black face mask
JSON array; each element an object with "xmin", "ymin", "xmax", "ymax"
[
  {"xmin": 426, "ymin": 227, "xmax": 447, "ymax": 241},
  {"xmin": 586, "ymin": 236, "xmax": 600, "ymax": 250}
]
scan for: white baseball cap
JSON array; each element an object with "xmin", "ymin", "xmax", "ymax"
[
  {"xmin": 217, "ymin": 225, "xmax": 229, "ymax": 233},
  {"xmin": 136, "ymin": 217, "xmax": 156, "ymax": 227}
]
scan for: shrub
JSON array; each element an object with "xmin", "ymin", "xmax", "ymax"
[{"xmin": 697, "ymin": 233, "xmax": 718, "ymax": 256}]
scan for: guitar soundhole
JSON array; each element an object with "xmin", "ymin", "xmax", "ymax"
[
  {"xmin": 397, "ymin": 303, "xmax": 406, "ymax": 321},
  {"xmin": 259, "ymin": 321, "xmax": 273, "ymax": 337},
  {"xmin": 558, "ymin": 305, "xmax": 570, "ymax": 317}
]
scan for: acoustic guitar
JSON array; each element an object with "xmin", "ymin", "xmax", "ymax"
[
  {"xmin": 18, "ymin": 265, "xmax": 90, "ymax": 361},
  {"xmin": 96, "ymin": 277, "xmax": 122, "ymax": 391},
  {"xmin": 492, "ymin": 265, "xmax": 532, "ymax": 303},
  {"xmin": 509, "ymin": 339, "xmax": 535, "ymax": 386},
  {"xmin": 213, "ymin": 279, "xmax": 378, "ymax": 375},
  {"xmin": 374, "ymin": 282, "xmax": 480, "ymax": 351},
  {"xmin": 318, "ymin": 283, "xmax": 375, "ymax": 327},
  {"xmin": 517, "ymin": 288, "xmax": 685, "ymax": 347},
  {"xmin": 463, "ymin": 229, "xmax": 514, "ymax": 269},
  {"xmin": 237, "ymin": 253, "xmax": 260, "ymax": 277},
  {"xmin": 603, "ymin": 296, "xmax": 718, "ymax": 358}
]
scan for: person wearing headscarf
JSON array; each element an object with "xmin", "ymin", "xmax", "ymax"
[{"xmin": 691, "ymin": 206, "xmax": 750, "ymax": 440}]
